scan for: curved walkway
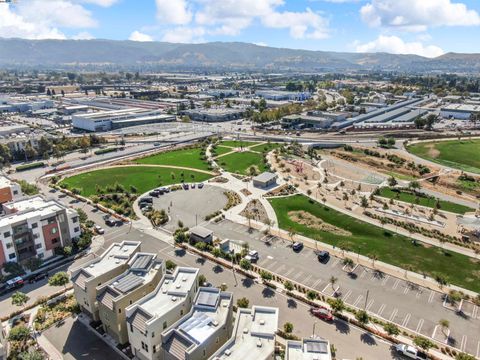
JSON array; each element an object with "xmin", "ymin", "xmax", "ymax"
[{"xmin": 111, "ymin": 163, "xmax": 217, "ymax": 175}]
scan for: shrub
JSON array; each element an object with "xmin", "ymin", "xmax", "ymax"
[
  {"xmin": 413, "ymin": 336, "xmax": 435, "ymax": 350},
  {"xmin": 237, "ymin": 297, "xmax": 249, "ymax": 308},
  {"xmin": 283, "ymin": 322, "xmax": 294, "ymax": 334},
  {"xmin": 166, "ymin": 260, "xmax": 177, "ymax": 271},
  {"xmin": 94, "ymin": 147, "xmax": 118, "ymax": 155},
  {"xmin": 284, "ymin": 281, "xmax": 294, "ymax": 291},
  {"xmin": 239, "ymin": 259, "xmax": 251, "ymax": 271},
  {"xmin": 8, "ymin": 325, "xmax": 30, "ymax": 341},
  {"xmin": 16, "ymin": 162, "xmax": 45, "ymax": 172}
]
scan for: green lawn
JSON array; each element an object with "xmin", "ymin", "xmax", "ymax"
[
  {"xmin": 219, "ymin": 140, "xmax": 260, "ymax": 148},
  {"xmin": 407, "ymin": 139, "xmax": 480, "ymax": 174},
  {"xmin": 248, "ymin": 142, "xmax": 282, "ymax": 152},
  {"xmin": 61, "ymin": 166, "xmax": 212, "ymax": 196},
  {"xmin": 218, "ymin": 151, "xmax": 269, "ymax": 175},
  {"xmin": 378, "ymin": 187, "xmax": 474, "ymax": 214},
  {"xmin": 269, "ymin": 195, "xmax": 480, "ymax": 292},
  {"xmin": 136, "ymin": 147, "xmax": 210, "ymax": 171},
  {"xmin": 213, "ymin": 145, "xmax": 235, "ymax": 157}
]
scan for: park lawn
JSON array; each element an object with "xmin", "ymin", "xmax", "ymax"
[
  {"xmin": 269, "ymin": 194, "xmax": 480, "ymax": 292},
  {"xmin": 135, "ymin": 147, "xmax": 210, "ymax": 171},
  {"xmin": 407, "ymin": 139, "xmax": 480, "ymax": 174},
  {"xmin": 219, "ymin": 140, "xmax": 260, "ymax": 148},
  {"xmin": 219, "ymin": 151, "xmax": 269, "ymax": 175},
  {"xmin": 213, "ymin": 145, "xmax": 235, "ymax": 157},
  {"xmin": 378, "ymin": 187, "xmax": 474, "ymax": 215},
  {"xmin": 61, "ymin": 166, "xmax": 212, "ymax": 197},
  {"xmin": 248, "ymin": 142, "xmax": 282, "ymax": 152}
]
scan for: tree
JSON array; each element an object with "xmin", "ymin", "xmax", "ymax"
[
  {"xmin": 166, "ymin": 260, "xmax": 177, "ymax": 271},
  {"xmin": 388, "ymin": 176, "xmax": 397, "ymax": 187},
  {"xmin": 240, "ymin": 259, "xmax": 251, "ymax": 271},
  {"xmin": 383, "ymin": 323, "xmax": 400, "ymax": 337},
  {"xmin": 48, "ymin": 271, "xmax": 69, "ymax": 289},
  {"xmin": 307, "ymin": 290, "xmax": 317, "ymax": 300},
  {"xmin": 283, "ymin": 322, "xmax": 294, "ymax": 334},
  {"xmin": 198, "ymin": 274, "xmax": 207, "ymax": 286},
  {"xmin": 329, "ymin": 298, "xmax": 345, "ymax": 314},
  {"xmin": 8, "ymin": 325, "xmax": 31, "ymax": 341},
  {"xmin": 355, "ymin": 310, "xmax": 369, "ymax": 325},
  {"xmin": 455, "ymin": 353, "xmax": 476, "ymax": 360},
  {"xmin": 329, "ymin": 276, "xmax": 338, "ymax": 292},
  {"xmin": 425, "ymin": 114, "xmax": 438, "ymax": 130},
  {"xmin": 211, "ymin": 248, "xmax": 222, "ymax": 258},
  {"xmin": 11, "ymin": 291, "xmax": 29, "ymax": 309},
  {"xmin": 360, "ymin": 196, "xmax": 369, "ymax": 209},
  {"xmin": 237, "ymin": 297, "xmax": 249, "ymax": 308},
  {"xmin": 367, "ymin": 252, "xmax": 379, "ymax": 268},
  {"xmin": 260, "ymin": 270, "xmax": 273, "ymax": 281},
  {"xmin": 409, "ymin": 181, "xmax": 421, "ymax": 192},
  {"xmin": 413, "ymin": 336, "xmax": 435, "ymax": 350},
  {"xmin": 19, "ymin": 350, "xmax": 45, "ymax": 360},
  {"xmin": 438, "ymin": 319, "xmax": 450, "ymax": 337},
  {"xmin": 284, "ymin": 280, "xmax": 294, "ymax": 291}
]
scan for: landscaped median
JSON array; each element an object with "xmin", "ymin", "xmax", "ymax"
[{"xmin": 268, "ymin": 194, "xmax": 480, "ymax": 293}]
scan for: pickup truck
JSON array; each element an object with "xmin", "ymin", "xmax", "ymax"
[{"xmin": 395, "ymin": 344, "xmax": 427, "ymax": 359}]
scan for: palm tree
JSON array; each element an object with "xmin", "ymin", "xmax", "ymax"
[
  {"xmin": 368, "ymin": 252, "xmax": 379, "ymax": 268},
  {"xmin": 288, "ymin": 228, "xmax": 296, "ymax": 243},
  {"xmin": 438, "ymin": 319, "xmax": 450, "ymax": 337},
  {"xmin": 329, "ymin": 276, "xmax": 338, "ymax": 293}
]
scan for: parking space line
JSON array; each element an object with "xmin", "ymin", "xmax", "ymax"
[
  {"xmin": 312, "ymin": 279, "xmax": 323, "ymax": 289},
  {"xmin": 381, "ymin": 275, "xmax": 390, "ymax": 286},
  {"xmin": 331, "ymin": 258, "xmax": 340, "ymax": 268},
  {"xmin": 415, "ymin": 291, "xmax": 422, "ymax": 299},
  {"xmin": 275, "ymin": 264, "xmax": 286, "ymax": 274},
  {"xmin": 284, "ymin": 268, "xmax": 295, "ymax": 278},
  {"xmin": 321, "ymin": 283, "xmax": 331, "ymax": 294},
  {"xmin": 403, "ymin": 285, "xmax": 410, "ymax": 295},
  {"xmin": 476, "ymin": 340, "xmax": 480, "ymax": 358},
  {"xmin": 392, "ymin": 279, "xmax": 400, "ymax": 290},
  {"xmin": 428, "ymin": 290, "xmax": 435, "ymax": 303},
  {"xmin": 389, "ymin": 308, "xmax": 398, "ymax": 322},
  {"xmin": 415, "ymin": 319, "xmax": 424, "ymax": 334},
  {"xmin": 353, "ymin": 295, "xmax": 363, "ymax": 308},
  {"xmin": 402, "ymin": 313, "xmax": 411, "ymax": 328},
  {"xmin": 359, "ymin": 269, "xmax": 369, "ymax": 279},
  {"xmin": 303, "ymin": 274, "xmax": 313, "ymax": 285},
  {"xmin": 472, "ymin": 305, "xmax": 478, "ymax": 319},
  {"xmin": 366, "ymin": 299, "xmax": 375, "ymax": 311},
  {"xmin": 268, "ymin": 260, "xmax": 278, "ymax": 269},
  {"xmin": 377, "ymin": 304, "xmax": 386, "ymax": 316},
  {"xmin": 342, "ymin": 290, "xmax": 352, "ymax": 303},
  {"xmin": 293, "ymin": 271, "xmax": 304, "ymax": 280},
  {"xmin": 460, "ymin": 335, "xmax": 467, "ymax": 352}
]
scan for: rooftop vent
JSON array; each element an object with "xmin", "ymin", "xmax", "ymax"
[
  {"xmin": 225, "ymin": 349, "xmax": 231, "ymax": 356},
  {"xmin": 256, "ymin": 340, "xmax": 262, "ymax": 348},
  {"xmin": 165, "ymin": 280, "xmax": 170, "ymax": 284},
  {"xmin": 176, "ymin": 284, "xmax": 181, "ymax": 289},
  {"xmin": 242, "ymin": 328, "xmax": 249, "ymax": 334},
  {"xmin": 212, "ymin": 320, "xmax": 219, "ymax": 327},
  {"xmin": 182, "ymin": 277, "xmax": 187, "ymax": 282},
  {"xmin": 260, "ymin": 320, "xmax": 265, "ymax": 326},
  {"xmin": 222, "ymin": 303, "xmax": 228, "ymax": 308},
  {"xmin": 115, "ymin": 260, "xmax": 120, "ymax": 264},
  {"xmin": 89, "ymin": 264, "xmax": 94, "ymax": 268},
  {"xmin": 162, "ymin": 287, "xmax": 168, "ymax": 294},
  {"xmin": 171, "ymin": 297, "xmax": 177, "ymax": 302}
]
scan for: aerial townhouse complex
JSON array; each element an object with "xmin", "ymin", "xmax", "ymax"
[
  {"xmin": 0, "ymin": 195, "xmax": 81, "ymax": 266},
  {"xmin": 126, "ymin": 267, "xmax": 200, "ymax": 360},
  {"xmin": 70, "ymin": 240, "xmax": 141, "ymax": 321},
  {"xmin": 96, "ymin": 253, "xmax": 165, "ymax": 344}
]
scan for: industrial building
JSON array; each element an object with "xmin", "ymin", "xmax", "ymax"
[
  {"xmin": 70, "ymin": 241, "xmax": 141, "ymax": 321},
  {"xmin": 440, "ymin": 104, "xmax": 480, "ymax": 120},
  {"xmin": 256, "ymin": 90, "xmax": 311, "ymax": 102},
  {"xmin": 182, "ymin": 108, "xmax": 245, "ymax": 122},
  {"xmin": 72, "ymin": 108, "xmax": 175, "ymax": 132},
  {"xmin": 126, "ymin": 267, "xmax": 200, "ymax": 360},
  {"xmin": 0, "ymin": 195, "xmax": 81, "ymax": 266},
  {"xmin": 210, "ymin": 306, "xmax": 279, "ymax": 360},
  {"xmin": 161, "ymin": 287, "xmax": 234, "ymax": 360},
  {"xmin": 96, "ymin": 253, "xmax": 164, "ymax": 344}
]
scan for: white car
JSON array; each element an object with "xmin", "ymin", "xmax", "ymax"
[
  {"xmin": 244, "ymin": 250, "xmax": 259, "ymax": 263},
  {"xmin": 395, "ymin": 344, "xmax": 427, "ymax": 359},
  {"xmin": 94, "ymin": 225, "xmax": 105, "ymax": 235}
]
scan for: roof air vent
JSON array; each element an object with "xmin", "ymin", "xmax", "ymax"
[
  {"xmin": 256, "ymin": 340, "xmax": 262, "ymax": 348},
  {"xmin": 260, "ymin": 320, "xmax": 265, "ymax": 325}
]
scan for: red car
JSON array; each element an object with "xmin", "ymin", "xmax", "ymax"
[{"xmin": 310, "ymin": 306, "xmax": 334, "ymax": 321}]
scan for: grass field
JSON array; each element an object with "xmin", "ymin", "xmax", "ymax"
[
  {"xmin": 219, "ymin": 140, "xmax": 260, "ymax": 148},
  {"xmin": 218, "ymin": 151, "xmax": 269, "ymax": 175},
  {"xmin": 378, "ymin": 187, "xmax": 474, "ymax": 214},
  {"xmin": 407, "ymin": 139, "xmax": 480, "ymax": 174},
  {"xmin": 136, "ymin": 147, "xmax": 210, "ymax": 171},
  {"xmin": 61, "ymin": 166, "xmax": 212, "ymax": 196},
  {"xmin": 269, "ymin": 194, "xmax": 480, "ymax": 292},
  {"xmin": 213, "ymin": 145, "xmax": 235, "ymax": 157}
]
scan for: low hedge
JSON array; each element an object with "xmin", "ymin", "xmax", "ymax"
[
  {"xmin": 16, "ymin": 162, "xmax": 45, "ymax": 172},
  {"xmin": 94, "ymin": 147, "xmax": 119, "ymax": 155}
]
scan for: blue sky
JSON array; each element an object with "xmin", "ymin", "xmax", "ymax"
[{"xmin": 1, "ymin": 0, "xmax": 480, "ymax": 57}]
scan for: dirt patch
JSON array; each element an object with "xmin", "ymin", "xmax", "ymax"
[
  {"xmin": 425, "ymin": 143, "xmax": 440, "ymax": 158},
  {"xmin": 288, "ymin": 210, "xmax": 352, "ymax": 236},
  {"xmin": 240, "ymin": 188, "xmax": 252, "ymax": 196},
  {"xmin": 241, "ymin": 200, "xmax": 270, "ymax": 224}
]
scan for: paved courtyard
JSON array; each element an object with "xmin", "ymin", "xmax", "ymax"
[{"xmin": 152, "ymin": 184, "xmax": 227, "ymax": 231}]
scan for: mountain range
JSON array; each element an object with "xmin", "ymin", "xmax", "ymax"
[{"xmin": 1, "ymin": 38, "xmax": 480, "ymax": 73}]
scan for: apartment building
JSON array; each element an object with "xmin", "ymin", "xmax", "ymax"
[
  {"xmin": 96, "ymin": 253, "xmax": 164, "ymax": 344},
  {"xmin": 161, "ymin": 287, "xmax": 233, "ymax": 360},
  {"xmin": 0, "ymin": 176, "xmax": 22, "ymax": 206},
  {"xmin": 0, "ymin": 196, "xmax": 81, "ymax": 266},
  {"xmin": 285, "ymin": 338, "xmax": 332, "ymax": 360},
  {"xmin": 126, "ymin": 267, "xmax": 200, "ymax": 360},
  {"xmin": 70, "ymin": 240, "xmax": 141, "ymax": 321},
  {"xmin": 210, "ymin": 306, "xmax": 279, "ymax": 360}
]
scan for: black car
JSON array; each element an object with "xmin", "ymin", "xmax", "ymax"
[
  {"xmin": 29, "ymin": 272, "xmax": 48, "ymax": 283},
  {"xmin": 292, "ymin": 242, "xmax": 304, "ymax": 252},
  {"xmin": 316, "ymin": 250, "xmax": 330, "ymax": 263},
  {"xmin": 139, "ymin": 197, "xmax": 153, "ymax": 204},
  {"xmin": 149, "ymin": 190, "xmax": 160, "ymax": 197},
  {"xmin": 198, "ymin": 183, "xmax": 204, "ymax": 189}
]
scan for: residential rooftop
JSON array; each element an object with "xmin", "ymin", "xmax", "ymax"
[
  {"xmin": 70, "ymin": 241, "xmax": 141, "ymax": 289},
  {"xmin": 286, "ymin": 338, "xmax": 332, "ymax": 360},
  {"xmin": 0, "ymin": 175, "xmax": 16, "ymax": 189},
  {"xmin": 126, "ymin": 267, "xmax": 199, "ymax": 332},
  {"xmin": 211, "ymin": 306, "xmax": 278, "ymax": 360}
]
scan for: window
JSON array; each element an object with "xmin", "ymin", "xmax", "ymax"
[
  {"xmin": 153, "ymin": 345, "xmax": 157, "ymax": 354},
  {"xmin": 216, "ymin": 337, "xmax": 219, "ymax": 344},
  {"xmin": 35, "ymin": 243, "xmax": 42, "ymax": 249},
  {"xmin": 74, "ymin": 227, "xmax": 80, "ymax": 233},
  {"xmin": 51, "ymin": 228, "xmax": 58, "ymax": 235},
  {"xmin": 203, "ymin": 349, "xmax": 206, "ymax": 357},
  {"xmin": 51, "ymin": 238, "xmax": 59, "ymax": 244},
  {"xmin": 3, "ymin": 231, "xmax": 10, "ymax": 238},
  {"xmin": 180, "ymin": 310, "xmax": 184, "ymax": 316},
  {"xmin": 13, "ymin": 190, "xmax": 18, "ymax": 195},
  {"xmin": 33, "ymin": 234, "xmax": 39, "ymax": 240},
  {"xmin": 72, "ymin": 217, "xmax": 79, "ymax": 223},
  {"xmin": 8, "ymin": 253, "xmax": 15, "ymax": 259},
  {"xmin": 151, "ymin": 332, "xmax": 155, "ymax": 338},
  {"xmin": 38, "ymin": 253, "xmax": 44, "ymax": 259},
  {"xmin": 118, "ymin": 309, "xmax": 121, "ymax": 314},
  {"xmin": 6, "ymin": 243, "xmax": 12, "ymax": 249},
  {"xmin": 163, "ymin": 321, "xmax": 167, "ymax": 330},
  {"xmin": 31, "ymin": 223, "xmax": 38, "ymax": 229}
]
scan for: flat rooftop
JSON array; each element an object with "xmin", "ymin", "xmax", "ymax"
[
  {"xmin": 286, "ymin": 339, "xmax": 332, "ymax": 360},
  {"xmin": 212, "ymin": 306, "xmax": 278, "ymax": 360},
  {"xmin": 0, "ymin": 175, "xmax": 15, "ymax": 189},
  {"xmin": 128, "ymin": 267, "xmax": 199, "ymax": 330},
  {"xmin": 71, "ymin": 241, "xmax": 141, "ymax": 288},
  {"xmin": 74, "ymin": 108, "xmax": 156, "ymax": 120}
]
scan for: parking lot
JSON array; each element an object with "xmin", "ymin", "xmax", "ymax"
[
  {"xmin": 206, "ymin": 219, "xmax": 480, "ymax": 357},
  {"xmin": 152, "ymin": 184, "xmax": 228, "ymax": 231}
]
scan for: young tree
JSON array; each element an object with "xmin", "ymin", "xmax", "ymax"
[
  {"xmin": 438, "ymin": 319, "xmax": 450, "ymax": 337},
  {"xmin": 355, "ymin": 310, "xmax": 369, "ymax": 325},
  {"xmin": 239, "ymin": 259, "xmax": 251, "ymax": 271},
  {"xmin": 329, "ymin": 276, "xmax": 338, "ymax": 292},
  {"xmin": 48, "ymin": 271, "xmax": 69, "ymax": 289},
  {"xmin": 383, "ymin": 323, "xmax": 400, "ymax": 337},
  {"xmin": 284, "ymin": 281, "xmax": 294, "ymax": 292},
  {"xmin": 237, "ymin": 297, "xmax": 249, "ymax": 308},
  {"xmin": 11, "ymin": 291, "xmax": 29, "ymax": 309},
  {"xmin": 283, "ymin": 322, "xmax": 294, "ymax": 334}
]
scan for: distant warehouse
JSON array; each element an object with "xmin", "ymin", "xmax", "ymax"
[
  {"xmin": 72, "ymin": 108, "xmax": 175, "ymax": 132},
  {"xmin": 182, "ymin": 108, "xmax": 245, "ymax": 122},
  {"xmin": 440, "ymin": 104, "xmax": 480, "ymax": 120}
]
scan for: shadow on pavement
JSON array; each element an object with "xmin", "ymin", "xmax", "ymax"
[
  {"xmin": 334, "ymin": 319, "xmax": 350, "ymax": 334},
  {"xmin": 174, "ymin": 249, "xmax": 186, "ymax": 257},
  {"xmin": 195, "ymin": 257, "xmax": 206, "ymax": 265},
  {"xmin": 241, "ymin": 277, "xmax": 254, "ymax": 288},
  {"xmin": 213, "ymin": 265, "xmax": 223, "ymax": 273},
  {"xmin": 360, "ymin": 332, "xmax": 377, "ymax": 346},
  {"xmin": 262, "ymin": 287, "xmax": 275, "ymax": 298},
  {"xmin": 287, "ymin": 299, "xmax": 297, "ymax": 308}
]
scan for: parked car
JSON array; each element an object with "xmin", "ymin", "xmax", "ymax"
[
  {"xmin": 182, "ymin": 183, "xmax": 189, "ymax": 190},
  {"xmin": 154, "ymin": 142, "xmax": 161, "ymax": 147},
  {"xmin": 191, "ymin": 183, "xmax": 196, "ymax": 189},
  {"xmin": 310, "ymin": 306, "xmax": 334, "ymax": 322},
  {"xmin": 149, "ymin": 190, "xmax": 160, "ymax": 197},
  {"xmin": 244, "ymin": 250, "xmax": 259, "ymax": 263},
  {"xmin": 94, "ymin": 225, "xmax": 105, "ymax": 235},
  {"xmin": 198, "ymin": 183, "xmax": 204, "ymax": 189},
  {"xmin": 292, "ymin": 242, "xmax": 304, "ymax": 252},
  {"xmin": 29, "ymin": 272, "xmax": 48, "ymax": 283},
  {"xmin": 316, "ymin": 250, "xmax": 330, "ymax": 263},
  {"xmin": 139, "ymin": 197, "xmax": 153, "ymax": 204},
  {"xmin": 395, "ymin": 344, "xmax": 427, "ymax": 359},
  {"xmin": 1, "ymin": 276, "xmax": 24, "ymax": 295}
]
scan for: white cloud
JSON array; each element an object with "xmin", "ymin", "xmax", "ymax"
[
  {"xmin": 161, "ymin": 26, "xmax": 205, "ymax": 43},
  {"xmin": 254, "ymin": 42, "xmax": 268, "ymax": 46},
  {"xmin": 129, "ymin": 30, "xmax": 154, "ymax": 42},
  {"xmin": 72, "ymin": 31, "xmax": 94, "ymax": 40},
  {"xmin": 262, "ymin": 8, "xmax": 329, "ymax": 39},
  {"xmin": 361, "ymin": 0, "xmax": 480, "ymax": 32},
  {"xmin": 355, "ymin": 35, "xmax": 445, "ymax": 58},
  {"xmin": 156, "ymin": 0, "xmax": 192, "ymax": 25},
  {"xmin": 79, "ymin": 0, "xmax": 119, "ymax": 7}
]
